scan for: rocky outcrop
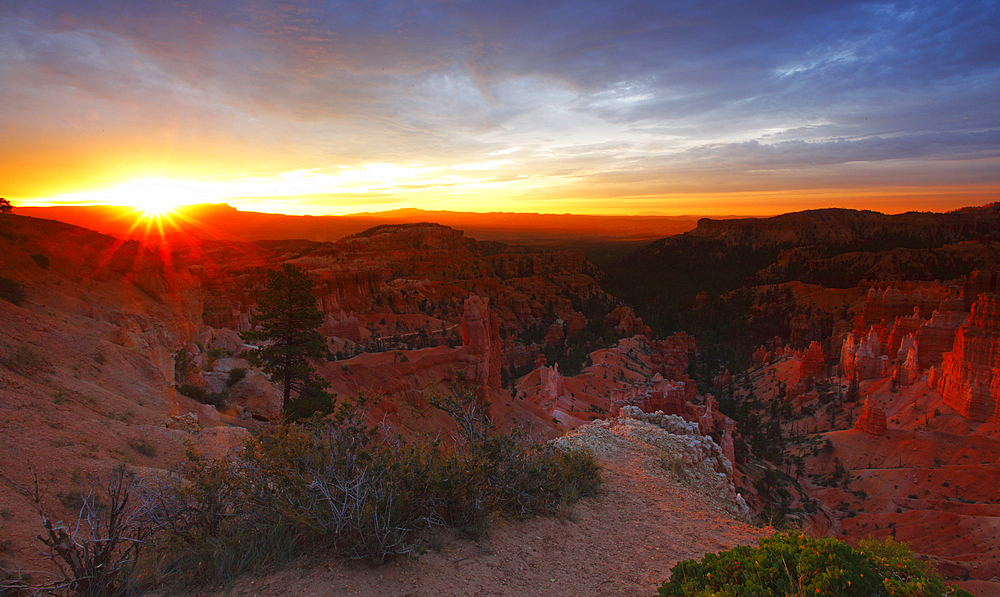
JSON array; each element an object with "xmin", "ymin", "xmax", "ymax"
[
  {"xmin": 318, "ymin": 310, "xmax": 362, "ymax": 342},
  {"xmin": 544, "ymin": 321, "xmax": 565, "ymax": 346},
  {"xmin": 650, "ymin": 332, "xmax": 697, "ymax": 381},
  {"xmin": 228, "ymin": 370, "xmax": 283, "ymax": 420},
  {"xmin": 609, "ymin": 374, "xmax": 687, "ymax": 418},
  {"xmin": 855, "ymin": 396, "xmax": 887, "ymax": 435},
  {"xmin": 539, "ymin": 364, "xmax": 569, "ymax": 413},
  {"xmin": 962, "ymin": 270, "xmax": 999, "ymax": 310},
  {"xmin": 841, "ymin": 329, "xmax": 889, "ymax": 381},
  {"xmin": 713, "ymin": 369, "xmax": 732, "ymax": 389},
  {"xmin": 752, "ymin": 345, "xmax": 771, "ymax": 366},
  {"xmin": 461, "ymin": 295, "xmax": 502, "ymax": 389},
  {"xmin": 914, "ymin": 308, "xmax": 968, "ymax": 370},
  {"xmin": 937, "ymin": 294, "xmax": 1000, "ymax": 423},
  {"xmin": 862, "ymin": 284, "xmax": 953, "ymax": 325},
  {"xmin": 604, "ymin": 305, "xmax": 652, "ymax": 338},
  {"xmin": 887, "ymin": 310, "xmax": 925, "ymax": 357},
  {"xmin": 798, "ymin": 341, "xmax": 826, "ymax": 380},
  {"xmin": 557, "ymin": 406, "xmax": 748, "ymax": 519},
  {"xmin": 895, "ymin": 345, "xmax": 921, "ymax": 386}
]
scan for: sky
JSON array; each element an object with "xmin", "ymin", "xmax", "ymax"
[{"xmin": 1, "ymin": 0, "xmax": 998, "ymax": 216}]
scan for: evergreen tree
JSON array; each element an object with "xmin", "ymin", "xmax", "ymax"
[
  {"xmin": 241, "ymin": 264, "xmax": 328, "ymax": 413},
  {"xmin": 0, "ymin": 198, "xmax": 12, "ymax": 214},
  {"xmin": 846, "ymin": 371, "xmax": 860, "ymax": 403}
]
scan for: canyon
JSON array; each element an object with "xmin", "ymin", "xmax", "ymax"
[{"xmin": 2, "ymin": 205, "xmax": 1000, "ymax": 595}]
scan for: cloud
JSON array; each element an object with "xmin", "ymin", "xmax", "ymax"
[{"xmin": 1, "ymin": 0, "xmax": 998, "ymax": 210}]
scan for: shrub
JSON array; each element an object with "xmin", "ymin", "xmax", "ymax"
[
  {"xmin": 176, "ymin": 384, "xmax": 226, "ymax": 409},
  {"xmin": 145, "ymin": 388, "xmax": 602, "ymax": 588},
  {"xmin": 427, "ymin": 389, "xmax": 601, "ymax": 536},
  {"xmin": 0, "ymin": 277, "xmax": 24, "ymax": 306},
  {"xmin": 657, "ymin": 532, "xmax": 972, "ymax": 597},
  {"xmin": 127, "ymin": 437, "xmax": 157, "ymax": 458},
  {"xmin": 30, "ymin": 466, "xmax": 154, "ymax": 597},
  {"xmin": 225, "ymin": 367, "xmax": 247, "ymax": 386},
  {"xmin": 282, "ymin": 390, "xmax": 336, "ymax": 423},
  {"xmin": 1, "ymin": 346, "xmax": 48, "ymax": 376}
]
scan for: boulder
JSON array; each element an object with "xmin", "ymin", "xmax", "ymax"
[
  {"xmin": 228, "ymin": 369, "xmax": 282, "ymax": 419},
  {"xmin": 164, "ymin": 412, "xmax": 200, "ymax": 433},
  {"xmin": 197, "ymin": 403, "xmax": 222, "ymax": 425}
]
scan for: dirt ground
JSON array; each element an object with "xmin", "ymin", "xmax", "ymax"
[{"xmin": 188, "ymin": 439, "xmax": 770, "ymax": 597}]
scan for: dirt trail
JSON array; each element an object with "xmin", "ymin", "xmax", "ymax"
[{"xmin": 199, "ymin": 439, "xmax": 770, "ymax": 597}]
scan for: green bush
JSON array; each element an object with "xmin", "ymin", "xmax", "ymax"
[
  {"xmin": 657, "ymin": 532, "xmax": 972, "ymax": 597},
  {"xmin": 0, "ymin": 277, "xmax": 24, "ymax": 306}
]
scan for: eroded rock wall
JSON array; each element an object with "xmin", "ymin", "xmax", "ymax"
[{"xmin": 938, "ymin": 294, "xmax": 1000, "ymax": 423}]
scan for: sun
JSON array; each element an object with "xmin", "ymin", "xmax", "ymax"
[{"xmin": 130, "ymin": 181, "xmax": 180, "ymax": 217}]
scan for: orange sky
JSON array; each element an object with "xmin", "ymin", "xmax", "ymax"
[{"xmin": 3, "ymin": 2, "xmax": 998, "ymax": 217}]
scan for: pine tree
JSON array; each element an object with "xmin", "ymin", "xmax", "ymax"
[
  {"xmin": 846, "ymin": 371, "xmax": 860, "ymax": 403},
  {"xmin": 241, "ymin": 264, "xmax": 328, "ymax": 413},
  {"xmin": 0, "ymin": 198, "xmax": 12, "ymax": 214}
]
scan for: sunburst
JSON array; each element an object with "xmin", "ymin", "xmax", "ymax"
[{"xmin": 128, "ymin": 180, "xmax": 181, "ymax": 217}]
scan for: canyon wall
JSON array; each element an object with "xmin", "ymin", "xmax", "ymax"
[{"xmin": 936, "ymin": 294, "xmax": 1000, "ymax": 423}]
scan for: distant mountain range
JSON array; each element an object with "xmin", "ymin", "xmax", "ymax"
[{"xmin": 16, "ymin": 204, "xmax": 704, "ymax": 247}]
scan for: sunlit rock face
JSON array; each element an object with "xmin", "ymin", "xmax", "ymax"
[
  {"xmin": 854, "ymin": 396, "xmax": 887, "ymax": 435},
  {"xmin": 938, "ymin": 293, "xmax": 1000, "ymax": 423},
  {"xmin": 798, "ymin": 341, "xmax": 826, "ymax": 380}
]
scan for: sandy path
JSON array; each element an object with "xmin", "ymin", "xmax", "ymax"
[{"xmin": 203, "ymin": 447, "xmax": 771, "ymax": 597}]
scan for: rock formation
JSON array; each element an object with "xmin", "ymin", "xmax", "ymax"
[
  {"xmin": 558, "ymin": 406, "xmax": 748, "ymax": 519},
  {"xmin": 937, "ymin": 294, "xmax": 1000, "ymax": 423},
  {"xmin": 712, "ymin": 368, "xmax": 732, "ymax": 389},
  {"xmin": 962, "ymin": 270, "xmax": 999, "ymax": 310},
  {"xmin": 895, "ymin": 344, "xmax": 920, "ymax": 387},
  {"xmin": 752, "ymin": 345, "xmax": 771, "ymax": 366},
  {"xmin": 798, "ymin": 341, "xmax": 826, "ymax": 380},
  {"xmin": 228, "ymin": 369, "xmax": 284, "ymax": 419},
  {"xmin": 544, "ymin": 321, "xmax": 565, "ymax": 346},
  {"xmin": 862, "ymin": 284, "xmax": 952, "ymax": 325},
  {"xmin": 841, "ymin": 329, "xmax": 889, "ymax": 380},
  {"xmin": 650, "ymin": 333, "xmax": 696, "ymax": 377},
  {"xmin": 461, "ymin": 295, "xmax": 502, "ymax": 389},
  {"xmin": 604, "ymin": 305, "xmax": 652, "ymax": 337},
  {"xmin": 886, "ymin": 310, "xmax": 925, "ymax": 357},
  {"xmin": 854, "ymin": 396, "xmax": 887, "ymax": 435},
  {"xmin": 914, "ymin": 308, "xmax": 968, "ymax": 370},
  {"xmin": 609, "ymin": 375, "xmax": 687, "ymax": 417},
  {"xmin": 539, "ymin": 364, "xmax": 569, "ymax": 412},
  {"xmin": 318, "ymin": 310, "xmax": 362, "ymax": 342}
]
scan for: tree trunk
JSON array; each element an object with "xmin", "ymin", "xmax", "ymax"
[{"xmin": 283, "ymin": 368, "xmax": 291, "ymax": 411}]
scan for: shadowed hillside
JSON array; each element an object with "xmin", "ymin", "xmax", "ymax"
[{"xmin": 608, "ymin": 205, "xmax": 1000, "ymax": 370}]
